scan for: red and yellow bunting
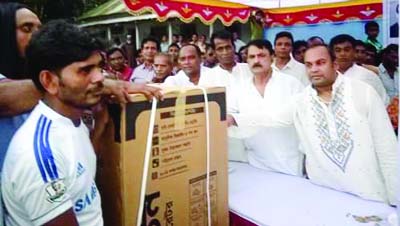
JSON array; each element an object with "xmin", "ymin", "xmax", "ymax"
[
  {"xmin": 123, "ymin": 0, "xmax": 250, "ymax": 26},
  {"xmin": 123, "ymin": 0, "xmax": 382, "ymax": 27}
]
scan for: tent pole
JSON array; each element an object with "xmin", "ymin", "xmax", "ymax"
[
  {"xmin": 135, "ymin": 22, "xmax": 140, "ymax": 49},
  {"xmin": 106, "ymin": 26, "xmax": 111, "ymax": 42},
  {"xmin": 168, "ymin": 20, "xmax": 172, "ymax": 45},
  {"xmin": 209, "ymin": 23, "xmax": 214, "ymax": 38}
]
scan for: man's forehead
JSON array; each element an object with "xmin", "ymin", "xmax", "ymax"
[
  {"xmin": 305, "ymin": 48, "xmax": 330, "ymax": 61},
  {"xmin": 180, "ymin": 46, "xmax": 197, "ymax": 56},
  {"xmin": 334, "ymin": 41, "xmax": 353, "ymax": 48},
  {"xmin": 247, "ymin": 46, "xmax": 268, "ymax": 54}
]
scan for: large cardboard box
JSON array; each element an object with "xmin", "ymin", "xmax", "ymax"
[{"xmin": 97, "ymin": 87, "xmax": 228, "ymax": 226}]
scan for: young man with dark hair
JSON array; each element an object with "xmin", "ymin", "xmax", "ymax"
[
  {"xmin": 364, "ymin": 21, "xmax": 383, "ymax": 52},
  {"xmin": 227, "ymin": 39, "xmax": 304, "ymax": 176},
  {"xmin": 202, "ymin": 30, "xmax": 251, "ymax": 88},
  {"xmin": 3, "ymin": 20, "xmax": 104, "ymax": 226},
  {"xmin": 272, "ymin": 31, "xmax": 309, "ymax": 86},
  {"xmin": 330, "ymin": 34, "xmax": 388, "ymax": 104},
  {"xmin": 167, "ymin": 43, "xmax": 180, "ymax": 73},
  {"xmin": 292, "ymin": 40, "xmax": 307, "ymax": 64},
  {"xmin": 130, "ymin": 37, "xmax": 160, "ymax": 83}
]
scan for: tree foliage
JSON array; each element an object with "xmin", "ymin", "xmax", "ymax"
[{"xmin": 15, "ymin": 0, "xmax": 108, "ymax": 21}]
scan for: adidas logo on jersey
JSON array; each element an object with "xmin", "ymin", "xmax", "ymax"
[{"xmin": 77, "ymin": 162, "xmax": 86, "ymax": 178}]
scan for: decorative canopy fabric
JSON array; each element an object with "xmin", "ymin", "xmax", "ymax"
[{"xmin": 123, "ymin": 0, "xmax": 382, "ymax": 26}]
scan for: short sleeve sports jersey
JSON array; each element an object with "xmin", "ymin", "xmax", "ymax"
[{"xmin": 2, "ymin": 101, "xmax": 103, "ymax": 226}]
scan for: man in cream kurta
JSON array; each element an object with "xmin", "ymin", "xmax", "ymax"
[
  {"xmin": 227, "ymin": 39, "xmax": 305, "ymax": 176},
  {"xmin": 230, "ymin": 44, "xmax": 397, "ymax": 205}
]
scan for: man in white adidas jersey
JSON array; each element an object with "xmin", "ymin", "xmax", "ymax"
[{"xmin": 2, "ymin": 20, "xmax": 104, "ymax": 226}]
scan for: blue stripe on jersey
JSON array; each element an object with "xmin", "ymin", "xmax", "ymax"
[
  {"xmin": 34, "ymin": 115, "xmax": 48, "ymax": 182},
  {"xmin": 34, "ymin": 114, "xmax": 59, "ymax": 182}
]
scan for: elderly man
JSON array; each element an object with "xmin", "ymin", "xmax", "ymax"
[
  {"xmin": 152, "ymin": 53, "xmax": 174, "ymax": 83},
  {"xmin": 272, "ymin": 31, "xmax": 310, "ymax": 86},
  {"xmin": 229, "ymin": 44, "xmax": 398, "ymax": 206},
  {"xmin": 227, "ymin": 39, "xmax": 304, "ymax": 176}
]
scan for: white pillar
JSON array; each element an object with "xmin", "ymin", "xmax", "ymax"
[
  {"xmin": 135, "ymin": 22, "xmax": 140, "ymax": 48},
  {"xmin": 209, "ymin": 23, "xmax": 214, "ymax": 38},
  {"xmin": 106, "ymin": 26, "xmax": 112, "ymax": 41},
  {"xmin": 168, "ymin": 21, "xmax": 172, "ymax": 44}
]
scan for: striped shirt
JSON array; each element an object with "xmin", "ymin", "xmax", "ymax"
[{"xmin": 2, "ymin": 101, "xmax": 103, "ymax": 226}]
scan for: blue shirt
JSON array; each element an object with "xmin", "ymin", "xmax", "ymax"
[{"xmin": 0, "ymin": 75, "xmax": 31, "ymax": 168}]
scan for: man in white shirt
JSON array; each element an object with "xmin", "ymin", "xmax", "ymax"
[
  {"xmin": 272, "ymin": 31, "xmax": 310, "ymax": 86},
  {"xmin": 378, "ymin": 44, "xmax": 398, "ymax": 100},
  {"xmin": 227, "ymin": 39, "xmax": 305, "ymax": 176},
  {"xmin": 2, "ymin": 20, "xmax": 104, "ymax": 226},
  {"xmin": 229, "ymin": 44, "xmax": 398, "ymax": 205},
  {"xmin": 163, "ymin": 44, "xmax": 209, "ymax": 86},
  {"xmin": 202, "ymin": 30, "xmax": 251, "ymax": 88},
  {"xmin": 329, "ymin": 34, "xmax": 389, "ymax": 105},
  {"xmin": 130, "ymin": 37, "xmax": 159, "ymax": 84}
]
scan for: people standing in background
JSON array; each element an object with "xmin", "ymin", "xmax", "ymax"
[
  {"xmin": 238, "ymin": 45, "xmax": 248, "ymax": 63},
  {"xmin": 292, "ymin": 40, "xmax": 308, "ymax": 64},
  {"xmin": 167, "ymin": 43, "xmax": 180, "ymax": 74},
  {"xmin": 202, "ymin": 44, "xmax": 218, "ymax": 68},
  {"xmin": 378, "ymin": 44, "xmax": 399, "ymax": 100},
  {"xmin": 196, "ymin": 34, "xmax": 207, "ymax": 54},
  {"xmin": 250, "ymin": 9, "xmax": 265, "ymax": 40},
  {"xmin": 364, "ymin": 21, "xmax": 383, "ymax": 52},
  {"xmin": 354, "ymin": 40, "xmax": 378, "ymax": 74},
  {"xmin": 121, "ymin": 34, "xmax": 136, "ymax": 68},
  {"xmin": 130, "ymin": 37, "xmax": 159, "ymax": 84},
  {"xmin": 330, "ymin": 34, "xmax": 388, "ymax": 105},
  {"xmin": 233, "ymin": 31, "xmax": 246, "ymax": 53},
  {"xmin": 106, "ymin": 48, "xmax": 133, "ymax": 81},
  {"xmin": 152, "ymin": 53, "xmax": 174, "ymax": 83},
  {"xmin": 272, "ymin": 31, "xmax": 310, "ymax": 86},
  {"xmin": 306, "ymin": 36, "xmax": 324, "ymax": 47},
  {"xmin": 160, "ymin": 34, "xmax": 169, "ymax": 53}
]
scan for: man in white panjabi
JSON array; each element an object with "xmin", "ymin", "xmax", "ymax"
[
  {"xmin": 229, "ymin": 44, "xmax": 397, "ymax": 205},
  {"xmin": 272, "ymin": 31, "xmax": 310, "ymax": 86},
  {"xmin": 163, "ymin": 44, "xmax": 210, "ymax": 86},
  {"xmin": 227, "ymin": 39, "xmax": 305, "ymax": 176}
]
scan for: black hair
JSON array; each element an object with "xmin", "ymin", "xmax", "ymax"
[
  {"xmin": 179, "ymin": 44, "xmax": 202, "ymax": 58},
  {"xmin": 247, "ymin": 39, "xmax": 274, "ymax": 55},
  {"xmin": 365, "ymin": 21, "xmax": 379, "ymax": 32},
  {"xmin": 0, "ymin": 2, "xmax": 30, "ymax": 79},
  {"xmin": 168, "ymin": 43, "xmax": 180, "ymax": 50},
  {"xmin": 306, "ymin": 43, "xmax": 336, "ymax": 62},
  {"xmin": 381, "ymin": 44, "xmax": 398, "ymax": 56},
  {"xmin": 210, "ymin": 30, "xmax": 234, "ymax": 49},
  {"xmin": 26, "ymin": 20, "xmax": 104, "ymax": 91},
  {"xmin": 238, "ymin": 45, "xmax": 248, "ymax": 53},
  {"xmin": 329, "ymin": 34, "xmax": 356, "ymax": 49},
  {"xmin": 354, "ymin": 39, "xmax": 366, "ymax": 48},
  {"xmin": 106, "ymin": 47, "xmax": 127, "ymax": 59},
  {"xmin": 141, "ymin": 37, "xmax": 160, "ymax": 51},
  {"xmin": 292, "ymin": 40, "xmax": 307, "ymax": 53},
  {"xmin": 365, "ymin": 43, "xmax": 377, "ymax": 53},
  {"xmin": 274, "ymin": 31, "xmax": 294, "ymax": 45}
]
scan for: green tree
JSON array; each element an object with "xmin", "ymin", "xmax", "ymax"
[{"xmin": 17, "ymin": 0, "xmax": 108, "ymax": 21}]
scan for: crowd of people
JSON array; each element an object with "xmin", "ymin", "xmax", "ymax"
[{"xmin": 0, "ymin": 1, "xmax": 398, "ymax": 225}]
